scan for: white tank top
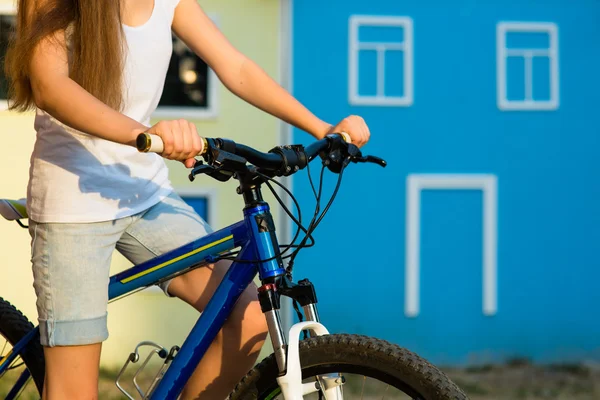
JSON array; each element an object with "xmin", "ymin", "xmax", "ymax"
[{"xmin": 27, "ymin": 0, "xmax": 180, "ymax": 223}]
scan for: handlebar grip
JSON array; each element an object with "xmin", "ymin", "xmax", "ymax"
[
  {"xmin": 136, "ymin": 133, "xmax": 164, "ymax": 153},
  {"xmin": 339, "ymin": 131, "xmax": 351, "ymax": 144}
]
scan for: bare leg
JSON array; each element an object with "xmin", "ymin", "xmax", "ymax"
[
  {"xmin": 42, "ymin": 343, "xmax": 102, "ymax": 400},
  {"xmin": 167, "ymin": 261, "xmax": 269, "ymax": 400}
]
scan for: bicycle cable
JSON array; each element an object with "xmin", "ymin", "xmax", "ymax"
[
  {"xmin": 286, "ymin": 162, "xmax": 347, "ymax": 276},
  {"xmin": 105, "ymin": 158, "xmax": 348, "ymax": 301},
  {"xmin": 216, "ymin": 170, "xmax": 314, "ymax": 264},
  {"xmin": 211, "ymin": 155, "xmax": 348, "ymax": 272},
  {"xmin": 108, "ymin": 286, "xmax": 150, "ymax": 304},
  {"xmin": 263, "ymin": 176, "xmax": 313, "ymax": 250},
  {"xmin": 307, "ymin": 155, "xmax": 319, "ymax": 201},
  {"xmin": 268, "ymin": 157, "xmax": 322, "ymax": 251}
]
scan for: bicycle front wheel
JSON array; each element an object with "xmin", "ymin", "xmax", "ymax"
[
  {"xmin": 0, "ymin": 298, "xmax": 45, "ymax": 399},
  {"xmin": 229, "ymin": 334, "xmax": 468, "ymax": 400}
]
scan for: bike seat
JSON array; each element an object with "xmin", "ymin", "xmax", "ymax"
[{"xmin": 0, "ymin": 198, "xmax": 28, "ymax": 220}]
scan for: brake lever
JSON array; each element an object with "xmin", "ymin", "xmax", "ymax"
[
  {"xmin": 344, "ymin": 143, "xmax": 387, "ymax": 168},
  {"xmin": 189, "ymin": 160, "xmax": 217, "ymax": 182},
  {"xmin": 351, "ymin": 154, "xmax": 387, "ymax": 168},
  {"xmin": 188, "ymin": 160, "xmax": 234, "ymax": 182}
]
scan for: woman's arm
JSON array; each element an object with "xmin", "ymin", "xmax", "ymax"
[
  {"xmin": 29, "ymin": 22, "xmax": 200, "ymax": 165},
  {"xmin": 30, "ymin": 32, "xmax": 147, "ymax": 146},
  {"xmin": 172, "ymin": 0, "xmax": 370, "ymax": 145}
]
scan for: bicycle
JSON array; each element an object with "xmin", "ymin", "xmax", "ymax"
[{"xmin": 0, "ymin": 132, "xmax": 469, "ymax": 399}]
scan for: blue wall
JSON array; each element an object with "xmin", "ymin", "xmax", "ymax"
[{"xmin": 291, "ymin": 0, "xmax": 600, "ymax": 365}]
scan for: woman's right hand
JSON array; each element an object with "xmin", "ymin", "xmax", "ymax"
[{"xmin": 146, "ymin": 119, "xmax": 204, "ymax": 168}]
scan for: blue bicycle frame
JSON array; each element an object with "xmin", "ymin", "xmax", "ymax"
[
  {"xmin": 0, "ymin": 133, "xmax": 364, "ymax": 399},
  {"xmin": 0, "ymin": 200, "xmax": 285, "ymax": 399}
]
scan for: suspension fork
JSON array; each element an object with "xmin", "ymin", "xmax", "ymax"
[
  {"xmin": 258, "ymin": 276, "xmax": 344, "ymax": 399},
  {"xmin": 257, "ymin": 276, "xmax": 321, "ymax": 375},
  {"xmin": 258, "ymin": 282, "xmax": 288, "ymax": 374}
]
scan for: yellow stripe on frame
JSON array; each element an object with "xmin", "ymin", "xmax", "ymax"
[{"xmin": 120, "ymin": 235, "xmax": 234, "ymax": 284}]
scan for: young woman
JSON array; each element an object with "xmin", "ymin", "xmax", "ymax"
[{"xmin": 5, "ymin": 0, "xmax": 370, "ymax": 398}]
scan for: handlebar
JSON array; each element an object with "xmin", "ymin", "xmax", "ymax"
[
  {"xmin": 136, "ymin": 132, "xmax": 385, "ymax": 180},
  {"xmin": 137, "ymin": 132, "xmax": 350, "ymax": 159},
  {"xmin": 224, "ymin": 142, "xmax": 285, "ymax": 170}
]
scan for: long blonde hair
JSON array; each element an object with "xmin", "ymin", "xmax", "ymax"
[{"xmin": 5, "ymin": 0, "xmax": 125, "ymax": 111}]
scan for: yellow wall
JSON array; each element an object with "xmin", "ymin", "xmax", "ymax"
[
  {"xmin": 0, "ymin": 113, "xmax": 38, "ymax": 324},
  {"xmin": 0, "ymin": 0, "xmax": 281, "ymax": 368}
]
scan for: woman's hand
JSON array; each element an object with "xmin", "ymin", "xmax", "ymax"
[
  {"xmin": 146, "ymin": 119, "xmax": 203, "ymax": 168},
  {"xmin": 328, "ymin": 115, "xmax": 371, "ymax": 147}
]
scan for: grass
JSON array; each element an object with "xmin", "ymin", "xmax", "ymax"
[
  {"xmin": 444, "ymin": 361, "xmax": 600, "ymax": 400},
  {"xmin": 2, "ymin": 360, "xmax": 599, "ymax": 399},
  {"xmin": 0, "ymin": 369, "xmax": 39, "ymax": 400}
]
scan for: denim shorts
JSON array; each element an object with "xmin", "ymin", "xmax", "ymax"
[{"xmin": 29, "ymin": 191, "xmax": 213, "ymax": 347}]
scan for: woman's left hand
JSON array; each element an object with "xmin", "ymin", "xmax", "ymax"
[{"xmin": 328, "ymin": 115, "xmax": 371, "ymax": 147}]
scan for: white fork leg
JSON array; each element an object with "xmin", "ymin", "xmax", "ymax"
[{"xmin": 276, "ymin": 321, "xmax": 343, "ymax": 400}]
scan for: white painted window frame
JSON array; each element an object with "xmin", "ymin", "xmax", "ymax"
[
  {"xmin": 279, "ymin": 0, "xmax": 295, "ymax": 333},
  {"xmin": 153, "ymin": 14, "xmax": 220, "ymax": 120},
  {"xmin": 175, "ymin": 187, "xmax": 218, "ymax": 228},
  {"xmin": 0, "ymin": 3, "xmax": 16, "ymax": 111},
  {"xmin": 348, "ymin": 15, "xmax": 414, "ymax": 107},
  {"xmin": 405, "ymin": 174, "xmax": 498, "ymax": 318},
  {"xmin": 497, "ymin": 21, "xmax": 559, "ymax": 111}
]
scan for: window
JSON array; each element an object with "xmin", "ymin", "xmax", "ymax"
[
  {"xmin": 177, "ymin": 188, "xmax": 217, "ymax": 227},
  {"xmin": 154, "ymin": 32, "xmax": 219, "ymax": 119},
  {"xmin": 0, "ymin": 7, "xmax": 219, "ymax": 117},
  {"xmin": 183, "ymin": 197, "xmax": 208, "ymax": 222},
  {"xmin": 0, "ymin": 8, "xmax": 16, "ymax": 110},
  {"xmin": 496, "ymin": 22, "xmax": 559, "ymax": 111},
  {"xmin": 348, "ymin": 16, "xmax": 413, "ymax": 107}
]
